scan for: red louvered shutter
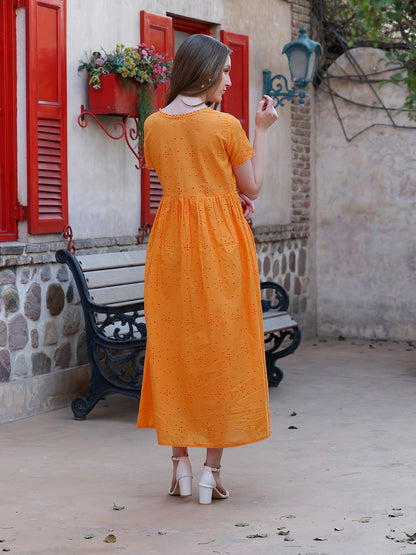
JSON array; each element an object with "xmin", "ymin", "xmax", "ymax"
[
  {"xmin": 0, "ymin": 0, "xmax": 18, "ymax": 241},
  {"xmin": 27, "ymin": 0, "xmax": 68, "ymax": 234},
  {"xmin": 140, "ymin": 11, "xmax": 173, "ymax": 228},
  {"xmin": 220, "ymin": 31, "xmax": 249, "ymax": 136}
]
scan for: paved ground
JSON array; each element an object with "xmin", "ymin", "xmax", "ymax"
[{"xmin": 1, "ymin": 338, "xmax": 416, "ymax": 555}]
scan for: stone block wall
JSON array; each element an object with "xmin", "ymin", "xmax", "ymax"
[
  {"xmin": 0, "ymin": 248, "xmax": 87, "ymax": 386},
  {"xmin": 255, "ymin": 225, "xmax": 309, "ymax": 330}
]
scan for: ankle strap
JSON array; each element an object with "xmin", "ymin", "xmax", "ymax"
[
  {"xmin": 171, "ymin": 456, "xmax": 188, "ymax": 461},
  {"xmin": 205, "ymin": 465, "xmax": 221, "ymax": 472}
]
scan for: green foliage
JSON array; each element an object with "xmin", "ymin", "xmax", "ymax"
[{"xmin": 324, "ymin": 0, "xmax": 416, "ymax": 119}]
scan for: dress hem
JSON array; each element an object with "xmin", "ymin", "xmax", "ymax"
[{"xmin": 137, "ymin": 427, "xmax": 272, "ymax": 448}]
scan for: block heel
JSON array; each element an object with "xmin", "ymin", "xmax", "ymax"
[
  {"xmin": 198, "ymin": 465, "xmax": 229, "ymax": 505},
  {"xmin": 169, "ymin": 456, "xmax": 193, "ymax": 497},
  {"xmin": 199, "ymin": 484, "xmax": 214, "ymax": 504},
  {"xmin": 178, "ymin": 475, "xmax": 192, "ymax": 497}
]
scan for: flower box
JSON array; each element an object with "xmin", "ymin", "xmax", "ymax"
[{"xmin": 88, "ymin": 74, "xmax": 139, "ymax": 115}]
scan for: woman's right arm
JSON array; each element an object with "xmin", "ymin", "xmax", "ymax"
[{"xmin": 233, "ymin": 95, "xmax": 278, "ymax": 200}]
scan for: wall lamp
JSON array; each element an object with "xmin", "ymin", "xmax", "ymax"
[{"xmin": 263, "ymin": 26, "xmax": 322, "ymax": 107}]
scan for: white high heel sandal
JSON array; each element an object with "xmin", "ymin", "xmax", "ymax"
[
  {"xmin": 169, "ymin": 456, "xmax": 193, "ymax": 497},
  {"xmin": 198, "ymin": 465, "xmax": 229, "ymax": 505}
]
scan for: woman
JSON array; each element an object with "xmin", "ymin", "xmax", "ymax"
[{"xmin": 137, "ymin": 34, "xmax": 278, "ymax": 504}]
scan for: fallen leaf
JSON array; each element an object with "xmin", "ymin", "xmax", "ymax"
[
  {"xmin": 234, "ymin": 523, "xmax": 249, "ymax": 527},
  {"xmin": 113, "ymin": 503, "xmax": 125, "ymax": 511},
  {"xmin": 282, "ymin": 514, "xmax": 296, "ymax": 519},
  {"xmin": 357, "ymin": 517, "xmax": 371, "ymax": 523},
  {"xmin": 386, "ymin": 534, "xmax": 396, "ymax": 540},
  {"xmin": 84, "ymin": 533, "xmax": 95, "ymax": 539},
  {"xmin": 405, "ymin": 532, "xmax": 416, "ymax": 541},
  {"xmin": 392, "ymin": 507, "xmax": 402, "ymax": 511},
  {"xmin": 2, "ymin": 549, "xmax": 11, "ymax": 552},
  {"xmin": 288, "ymin": 426, "xmax": 298, "ymax": 430},
  {"xmin": 276, "ymin": 526, "xmax": 286, "ymax": 530},
  {"xmin": 246, "ymin": 533, "xmax": 268, "ymax": 538},
  {"xmin": 158, "ymin": 531, "xmax": 167, "ymax": 535},
  {"xmin": 104, "ymin": 534, "xmax": 116, "ymax": 543},
  {"xmin": 334, "ymin": 527, "xmax": 344, "ymax": 532},
  {"xmin": 389, "ymin": 512, "xmax": 403, "ymax": 517},
  {"xmin": 284, "ymin": 536, "xmax": 294, "ymax": 542},
  {"xmin": 277, "ymin": 530, "xmax": 290, "ymax": 536},
  {"xmin": 290, "ymin": 412, "xmax": 297, "ymax": 416},
  {"xmin": 314, "ymin": 537, "xmax": 328, "ymax": 541}
]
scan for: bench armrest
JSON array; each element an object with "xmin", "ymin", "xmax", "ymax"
[{"xmin": 260, "ymin": 281, "xmax": 289, "ymax": 312}]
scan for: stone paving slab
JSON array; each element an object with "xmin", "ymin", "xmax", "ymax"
[{"xmin": 1, "ymin": 338, "xmax": 416, "ymax": 554}]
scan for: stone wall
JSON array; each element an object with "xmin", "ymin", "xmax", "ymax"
[{"xmin": 255, "ymin": 227, "xmax": 309, "ymax": 329}]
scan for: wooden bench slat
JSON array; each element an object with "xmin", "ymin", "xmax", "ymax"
[
  {"xmin": 77, "ymin": 250, "xmax": 146, "ymax": 271},
  {"xmin": 85, "ymin": 266, "xmax": 145, "ymax": 289},
  {"xmin": 262, "ymin": 312, "xmax": 297, "ymax": 333},
  {"xmin": 90, "ymin": 283, "xmax": 145, "ymax": 305}
]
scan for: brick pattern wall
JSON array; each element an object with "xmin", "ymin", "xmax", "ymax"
[{"xmin": 291, "ymin": 0, "xmax": 312, "ymax": 236}]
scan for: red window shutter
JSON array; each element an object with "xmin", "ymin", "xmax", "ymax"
[
  {"xmin": 0, "ymin": 0, "xmax": 18, "ymax": 241},
  {"xmin": 220, "ymin": 31, "xmax": 249, "ymax": 136},
  {"xmin": 140, "ymin": 11, "xmax": 173, "ymax": 227},
  {"xmin": 27, "ymin": 0, "xmax": 68, "ymax": 234}
]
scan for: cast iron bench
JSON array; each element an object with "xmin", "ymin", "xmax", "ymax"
[{"xmin": 56, "ymin": 248, "xmax": 301, "ymax": 420}]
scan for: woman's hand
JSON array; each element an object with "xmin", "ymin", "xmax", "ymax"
[
  {"xmin": 255, "ymin": 95, "xmax": 278, "ymax": 130},
  {"xmin": 238, "ymin": 190, "xmax": 255, "ymax": 221}
]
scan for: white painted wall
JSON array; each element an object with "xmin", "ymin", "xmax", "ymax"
[
  {"xmin": 64, "ymin": 0, "xmax": 292, "ymax": 238},
  {"xmin": 315, "ymin": 48, "xmax": 416, "ymax": 340}
]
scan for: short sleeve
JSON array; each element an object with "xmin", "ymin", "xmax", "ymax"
[
  {"xmin": 226, "ymin": 116, "xmax": 254, "ymax": 168},
  {"xmin": 144, "ymin": 117, "xmax": 154, "ymax": 169}
]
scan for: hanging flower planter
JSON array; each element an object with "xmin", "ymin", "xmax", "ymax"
[
  {"xmin": 78, "ymin": 44, "xmax": 172, "ymax": 164},
  {"xmin": 88, "ymin": 74, "xmax": 139, "ymax": 115}
]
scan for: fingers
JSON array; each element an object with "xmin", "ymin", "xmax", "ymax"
[
  {"xmin": 238, "ymin": 191, "xmax": 255, "ymax": 220},
  {"xmin": 255, "ymin": 95, "xmax": 278, "ymax": 129}
]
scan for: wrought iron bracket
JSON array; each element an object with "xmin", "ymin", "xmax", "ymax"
[
  {"xmin": 263, "ymin": 70, "xmax": 310, "ymax": 107},
  {"xmin": 63, "ymin": 224, "xmax": 76, "ymax": 254},
  {"xmin": 137, "ymin": 224, "xmax": 151, "ymax": 244},
  {"xmin": 78, "ymin": 106, "xmax": 143, "ymax": 169}
]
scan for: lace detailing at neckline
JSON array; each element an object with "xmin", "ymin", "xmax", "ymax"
[{"xmin": 158, "ymin": 107, "xmax": 211, "ymax": 118}]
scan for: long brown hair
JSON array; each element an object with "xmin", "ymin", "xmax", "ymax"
[{"xmin": 167, "ymin": 34, "xmax": 231, "ymax": 105}]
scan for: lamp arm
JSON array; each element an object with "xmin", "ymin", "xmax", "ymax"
[{"xmin": 262, "ymin": 69, "xmax": 310, "ymax": 107}]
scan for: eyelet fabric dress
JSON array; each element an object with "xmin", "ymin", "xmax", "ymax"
[{"xmin": 137, "ymin": 108, "xmax": 271, "ymax": 447}]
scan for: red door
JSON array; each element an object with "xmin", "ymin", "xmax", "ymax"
[{"xmin": 0, "ymin": 0, "xmax": 18, "ymax": 241}]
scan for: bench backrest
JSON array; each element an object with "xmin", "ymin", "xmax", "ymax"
[{"xmin": 76, "ymin": 250, "xmax": 146, "ymax": 307}]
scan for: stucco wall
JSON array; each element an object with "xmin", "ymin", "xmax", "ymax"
[
  {"xmin": 65, "ymin": 0, "xmax": 292, "ymax": 239},
  {"xmin": 315, "ymin": 48, "xmax": 416, "ymax": 340}
]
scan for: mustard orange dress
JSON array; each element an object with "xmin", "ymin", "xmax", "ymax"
[{"xmin": 137, "ymin": 107, "xmax": 271, "ymax": 447}]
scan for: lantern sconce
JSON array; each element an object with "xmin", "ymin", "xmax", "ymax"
[{"xmin": 263, "ymin": 26, "xmax": 322, "ymax": 107}]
